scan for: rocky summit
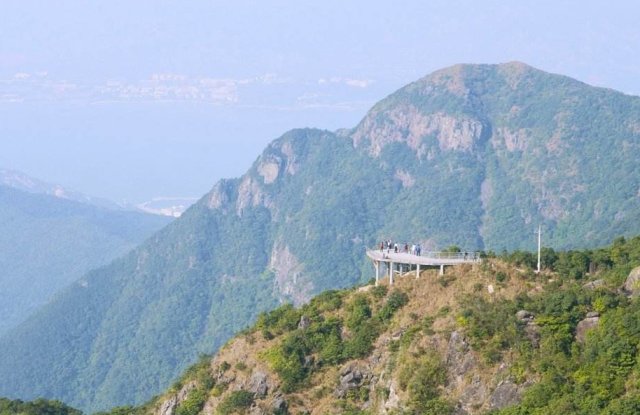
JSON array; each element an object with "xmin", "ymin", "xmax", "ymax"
[{"xmin": 1, "ymin": 63, "xmax": 640, "ymax": 412}]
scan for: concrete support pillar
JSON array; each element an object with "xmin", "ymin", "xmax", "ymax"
[
  {"xmin": 375, "ymin": 261, "xmax": 380, "ymax": 286},
  {"xmin": 390, "ymin": 262, "xmax": 394, "ymax": 285},
  {"xmin": 416, "ymin": 263, "xmax": 421, "ymax": 279},
  {"xmin": 440, "ymin": 264, "xmax": 444, "ymax": 276}
]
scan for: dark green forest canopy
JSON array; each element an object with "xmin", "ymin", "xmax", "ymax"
[
  {"xmin": 0, "ymin": 186, "xmax": 170, "ymax": 335},
  {"xmin": 0, "ymin": 63, "xmax": 639, "ymax": 412},
  {"xmin": 0, "ymin": 398, "xmax": 81, "ymax": 415}
]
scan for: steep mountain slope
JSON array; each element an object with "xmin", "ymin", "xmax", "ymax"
[
  {"xmin": 97, "ymin": 235, "xmax": 640, "ymax": 415},
  {"xmin": 1, "ymin": 62, "xmax": 640, "ymax": 412},
  {"xmin": 0, "ymin": 186, "xmax": 171, "ymax": 334}
]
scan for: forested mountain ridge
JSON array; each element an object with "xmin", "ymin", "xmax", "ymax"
[
  {"xmin": 1, "ymin": 62, "xmax": 639, "ymax": 412},
  {"xmin": 0, "ymin": 167, "xmax": 127, "ymax": 211},
  {"xmin": 0, "ymin": 185, "xmax": 171, "ymax": 335}
]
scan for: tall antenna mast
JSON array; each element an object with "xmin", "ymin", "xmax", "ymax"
[{"xmin": 536, "ymin": 225, "xmax": 542, "ymax": 273}]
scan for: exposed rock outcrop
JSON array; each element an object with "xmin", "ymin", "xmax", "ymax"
[
  {"xmin": 489, "ymin": 380, "xmax": 525, "ymax": 410},
  {"xmin": 156, "ymin": 381, "xmax": 197, "ymax": 415},
  {"xmin": 334, "ymin": 364, "xmax": 365, "ymax": 399},
  {"xmin": 446, "ymin": 331, "xmax": 476, "ymax": 381},
  {"xmin": 583, "ymin": 279, "xmax": 605, "ymax": 290},
  {"xmin": 575, "ymin": 313, "xmax": 600, "ymax": 343},
  {"xmin": 236, "ymin": 177, "xmax": 273, "ymax": 217},
  {"xmin": 270, "ymin": 244, "xmax": 313, "ymax": 305},
  {"xmin": 623, "ymin": 266, "xmax": 640, "ymax": 297},
  {"xmin": 352, "ymin": 105, "xmax": 484, "ymax": 157},
  {"xmin": 298, "ymin": 315, "xmax": 311, "ymax": 330},
  {"xmin": 207, "ymin": 179, "xmax": 234, "ymax": 210},
  {"xmin": 257, "ymin": 155, "xmax": 282, "ymax": 184},
  {"xmin": 247, "ymin": 371, "xmax": 271, "ymax": 397}
]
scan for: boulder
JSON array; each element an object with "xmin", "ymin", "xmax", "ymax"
[
  {"xmin": 247, "ymin": 371, "xmax": 270, "ymax": 397},
  {"xmin": 583, "ymin": 279, "xmax": 605, "ymax": 290},
  {"xmin": 391, "ymin": 326, "xmax": 407, "ymax": 341},
  {"xmin": 298, "ymin": 315, "xmax": 311, "ymax": 330},
  {"xmin": 524, "ymin": 322, "xmax": 540, "ymax": 347},
  {"xmin": 516, "ymin": 310, "xmax": 533, "ymax": 321},
  {"xmin": 575, "ymin": 315, "xmax": 600, "ymax": 343},
  {"xmin": 334, "ymin": 364, "xmax": 365, "ymax": 398},
  {"xmin": 623, "ymin": 267, "xmax": 640, "ymax": 297},
  {"xmin": 384, "ymin": 380, "xmax": 401, "ymax": 411},
  {"xmin": 271, "ymin": 396, "xmax": 287, "ymax": 411}
]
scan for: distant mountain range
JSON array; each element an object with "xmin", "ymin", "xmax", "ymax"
[
  {"xmin": 0, "ymin": 176, "xmax": 171, "ymax": 335},
  {"xmin": 0, "ymin": 62, "xmax": 639, "ymax": 412},
  {"xmin": 0, "ymin": 168, "xmax": 128, "ymax": 211}
]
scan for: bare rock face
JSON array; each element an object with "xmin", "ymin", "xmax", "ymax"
[
  {"xmin": 257, "ymin": 155, "xmax": 282, "ymax": 184},
  {"xmin": 156, "ymin": 381, "xmax": 198, "ymax": 415},
  {"xmin": 446, "ymin": 331, "xmax": 477, "ymax": 381},
  {"xmin": 271, "ymin": 395, "xmax": 287, "ymax": 411},
  {"xmin": 207, "ymin": 179, "xmax": 233, "ymax": 210},
  {"xmin": 623, "ymin": 266, "xmax": 640, "ymax": 297},
  {"xmin": 458, "ymin": 374, "xmax": 488, "ymax": 413},
  {"xmin": 575, "ymin": 314, "xmax": 600, "ymax": 343},
  {"xmin": 247, "ymin": 371, "xmax": 271, "ymax": 397},
  {"xmin": 352, "ymin": 104, "xmax": 484, "ymax": 157},
  {"xmin": 270, "ymin": 244, "xmax": 313, "ymax": 305},
  {"xmin": 489, "ymin": 380, "xmax": 523, "ymax": 410},
  {"xmin": 491, "ymin": 127, "xmax": 530, "ymax": 152},
  {"xmin": 394, "ymin": 169, "xmax": 415, "ymax": 187},
  {"xmin": 383, "ymin": 380, "xmax": 401, "ymax": 412},
  {"xmin": 236, "ymin": 177, "xmax": 273, "ymax": 217},
  {"xmin": 298, "ymin": 315, "xmax": 311, "ymax": 330},
  {"xmin": 334, "ymin": 364, "xmax": 365, "ymax": 398}
]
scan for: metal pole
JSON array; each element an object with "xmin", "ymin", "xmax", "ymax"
[
  {"xmin": 375, "ymin": 261, "xmax": 380, "ymax": 286},
  {"xmin": 390, "ymin": 262, "xmax": 394, "ymax": 285},
  {"xmin": 536, "ymin": 225, "xmax": 542, "ymax": 273},
  {"xmin": 416, "ymin": 263, "xmax": 420, "ymax": 279}
]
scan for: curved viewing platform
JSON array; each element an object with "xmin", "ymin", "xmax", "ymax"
[{"xmin": 366, "ymin": 248, "xmax": 482, "ymax": 285}]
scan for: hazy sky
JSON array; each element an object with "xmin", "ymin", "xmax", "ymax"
[{"xmin": 1, "ymin": 0, "xmax": 639, "ymax": 203}]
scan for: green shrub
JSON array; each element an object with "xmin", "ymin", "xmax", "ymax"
[
  {"xmin": 176, "ymin": 389, "xmax": 207, "ymax": 415},
  {"xmin": 375, "ymin": 290, "xmax": 409, "ymax": 322},
  {"xmin": 308, "ymin": 290, "xmax": 343, "ymax": 312},
  {"xmin": 255, "ymin": 304, "xmax": 301, "ymax": 333},
  {"xmin": 217, "ymin": 390, "xmax": 254, "ymax": 415},
  {"xmin": 371, "ymin": 285, "xmax": 388, "ymax": 299},
  {"xmin": 211, "ymin": 383, "xmax": 228, "ymax": 397}
]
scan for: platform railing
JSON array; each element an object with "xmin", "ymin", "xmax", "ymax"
[{"xmin": 369, "ymin": 248, "xmax": 482, "ymax": 262}]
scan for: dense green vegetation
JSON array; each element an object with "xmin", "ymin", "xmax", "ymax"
[
  {"xmin": 0, "ymin": 185, "xmax": 170, "ymax": 335},
  {"xmin": 260, "ymin": 288, "xmax": 408, "ymax": 391},
  {"xmin": 0, "ymin": 398, "xmax": 81, "ymax": 415},
  {"xmin": 458, "ymin": 236, "xmax": 640, "ymax": 415},
  {"xmin": 2, "ymin": 62, "xmax": 640, "ymax": 412}
]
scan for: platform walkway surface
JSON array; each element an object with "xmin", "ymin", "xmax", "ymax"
[{"xmin": 366, "ymin": 249, "xmax": 481, "ymax": 266}]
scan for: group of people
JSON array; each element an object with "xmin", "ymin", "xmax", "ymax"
[{"xmin": 379, "ymin": 239, "xmax": 422, "ymax": 256}]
